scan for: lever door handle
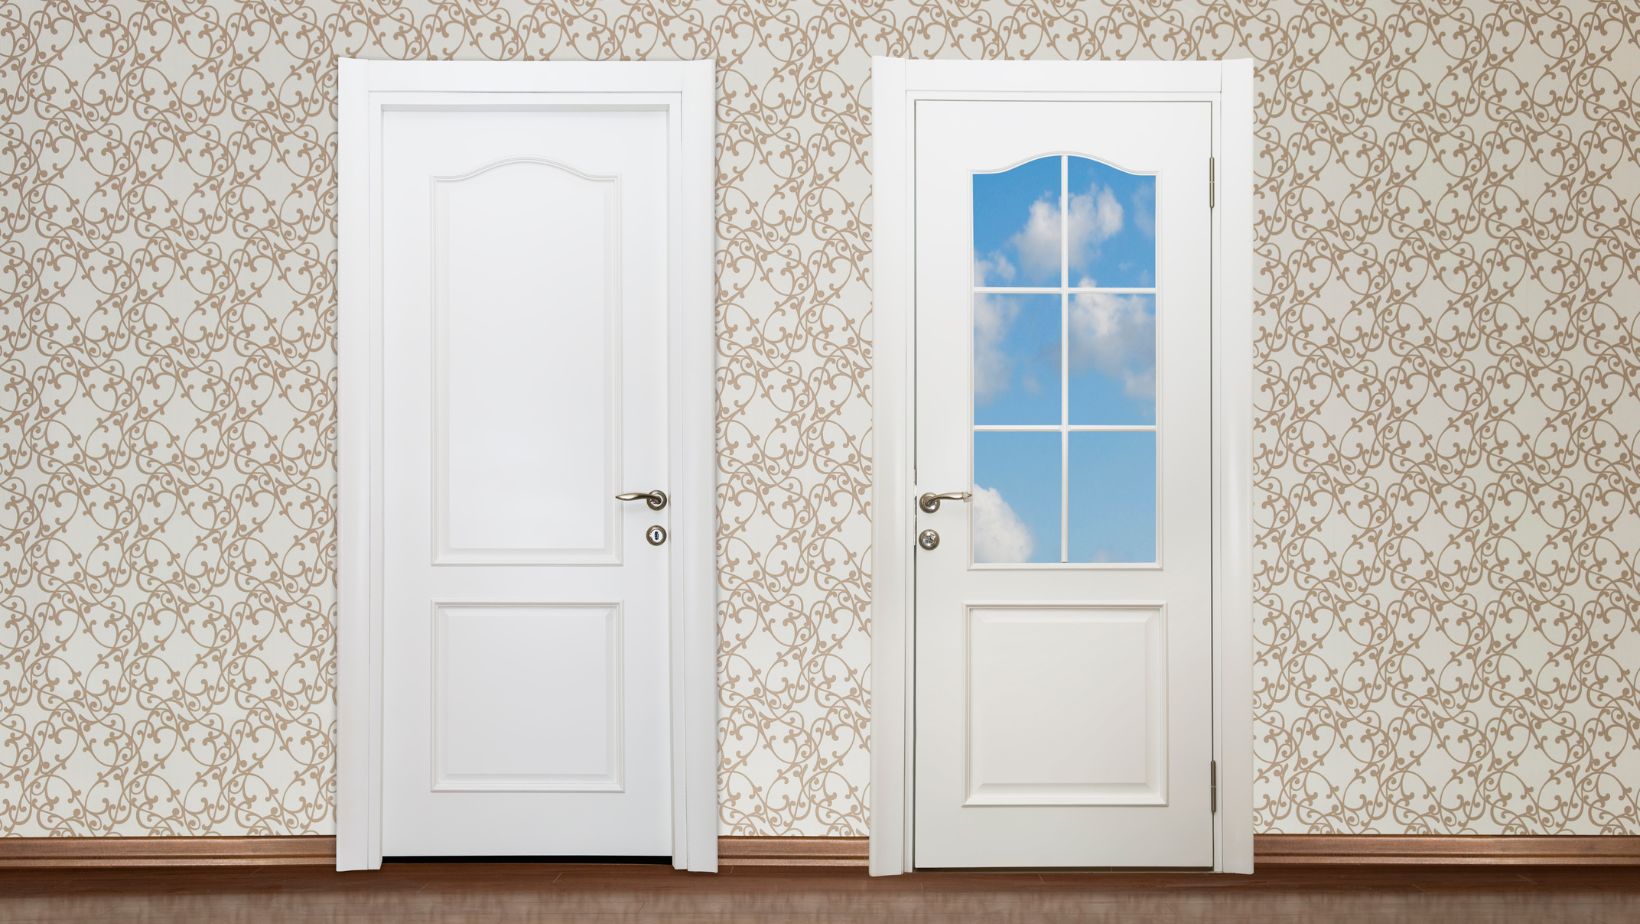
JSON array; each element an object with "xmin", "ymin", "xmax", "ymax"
[
  {"xmin": 917, "ymin": 490, "xmax": 972, "ymax": 513},
  {"xmin": 616, "ymin": 490, "xmax": 668, "ymax": 511}
]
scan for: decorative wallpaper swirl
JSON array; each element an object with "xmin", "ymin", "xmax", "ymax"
[{"xmin": 1, "ymin": 0, "xmax": 1636, "ymax": 837}]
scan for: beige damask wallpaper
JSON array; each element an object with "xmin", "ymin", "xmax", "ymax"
[{"xmin": 2, "ymin": 0, "xmax": 1637, "ymax": 838}]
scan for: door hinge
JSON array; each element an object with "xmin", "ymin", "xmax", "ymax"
[
  {"xmin": 1210, "ymin": 760, "xmax": 1218, "ymax": 813},
  {"xmin": 1208, "ymin": 156, "xmax": 1216, "ymax": 209}
]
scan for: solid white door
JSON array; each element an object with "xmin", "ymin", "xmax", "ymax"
[
  {"xmin": 913, "ymin": 100, "xmax": 1215, "ymax": 867},
  {"xmin": 379, "ymin": 102, "xmax": 673, "ymax": 856}
]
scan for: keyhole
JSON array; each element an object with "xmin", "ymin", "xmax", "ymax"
[{"xmin": 646, "ymin": 525, "xmax": 667, "ymax": 546}]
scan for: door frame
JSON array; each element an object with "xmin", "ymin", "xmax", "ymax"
[
  {"xmin": 335, "ymin": 59, "xmax": 718, "ymax": 872},
  {"xmin": 868, "ymin": 58, "xmax": 1255, "ymax": 876}
]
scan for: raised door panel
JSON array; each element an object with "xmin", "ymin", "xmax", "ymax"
[
  {"xmin": 966, "ymin": 605, "xmax": 1165, "ymax": 806},
  {"xmin": 432, "ymin": 603, "xmax": 623, "ymax": 792},
  {"xmin": 434, "ymin": 160, "xmax": 620, "ymax": 565}
]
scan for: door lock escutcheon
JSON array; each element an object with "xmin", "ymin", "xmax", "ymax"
[{"xmin": 917, "ymin": 529, "xmax": 940, "ymax": 551}]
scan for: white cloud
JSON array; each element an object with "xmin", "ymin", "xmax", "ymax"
[
  {"xmin": 974, "ymin": 252, "xmax": 1015, "ymax": 285},
  {"xmin": 1068, "ymin": 182, "xmax": 1124, "ymax": 272},
  {"xmin": 972, "ymin": 293, "xmax": 1017, "ymax": 404},
  {"xmin": 1129, "ymin": 182, "xmax": 1155, "ymax": 238},
  {"xmin": 971, "ymin": 485, "xmax": 1034, "ymax": 563},
  {"xmin": 1010, "ymin": 197, "xmax": 1064, "ymax": 279},
  {"xmin": 1069, "ymin": 287, "xmax": 1155, "ymax": 399},
  {"xmin": 1005, "ymin": 181, "xmax": 1125, "ymax": 280}
]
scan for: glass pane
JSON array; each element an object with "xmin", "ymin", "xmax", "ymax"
[
  {"xmin": 973, "ymin": 431, "xmax": 1060, "ymax": 564},
  {"xmin": 1068, "ymin": 432, "xmax": 1156, "ymax": 563},
  {"xmin": 973, "ymin": 156, "xmax": 1062, "ymax": 288},
  {"xmin": 1068, "ymin": 293, "xmax": 1155, "ymax": 425},
  {"xmin": 974, "ymin": 293, "xmax": 1061, "ymax": 426},
  {"xmin": 1066, "ymin": 158, "xmax": 1155, "ymax": 288}
]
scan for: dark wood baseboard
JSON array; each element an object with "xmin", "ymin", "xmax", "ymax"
[
  {"xmin": 716, "ymin": 835, "xmax": 1640, "ymax": 868},
  {"xmin": 724, "ymin": 835, "xmax": 1640, "ymax": 868},
  {"xmin": 721, "ymin": 833, "xmax": 1640, "ymax": 873},
  {"xmin": 718, "ymin": 836, "xmax": 869, "ymax": 867},
  {"xmin": 2, "ymin": 834, "xmax": 1634, "ymax": 869},
  {"xmin": 1256, "ymin": 834, "xmax": 1640, "ymax": 866},
  {"xmin": 0, "ymin": 836, "xmax": 869, "ymax": 869},
  {"xmin": 0, "ymin": 836, "xmax": 337, "ymax": 868}
]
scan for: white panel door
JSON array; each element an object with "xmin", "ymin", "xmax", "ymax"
[
  {"xmin": 380, "ymin": 103, "xmax": 672, "ymax": 856},
  {"xmin": 914, "ymin": 101, "xmax": 1215, "ymax": 867}
]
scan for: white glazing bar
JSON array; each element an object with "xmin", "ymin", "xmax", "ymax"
[
  {"xmin": 1059, "ymin": 155, "xmax": 1070, "ymax": 564},
  {"xmin": 973, "ymin": 286, "xmax": 1156, "ymax": 295},
  {"xmin": 975, "ymin": 424, "xmax": 1157, "ymax": 432}
]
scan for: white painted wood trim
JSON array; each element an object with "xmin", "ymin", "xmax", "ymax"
[
  {"xmin": 673, "ymin": 59, "xmax": 720, "ymax": 874},
  {"xmin": 868, "ymin": 56, "xmax": 913, "ymax": 878},
  {"xmin": 899, "ymin": 59, "xmax": 1227, "ymax": 94},
  {"xmin": 335, "ymin": 56, "xmax": 381, "ymax": 873},
  {"xmin": 334, "ymin": 58, "xmax": 718, "ymax": 873},
  {"xmin": 866, "ymin": 58, "xmax": 1256, "ymax": 876},
  {"xmin": 1214, "ymin": 57, "xmax": 1256, "ymax": 875}
]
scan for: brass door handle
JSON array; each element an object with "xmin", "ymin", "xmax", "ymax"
[
  {"xmin": 616, "ymin": 490, "xmax": 668, "ymax": 511},
  {"xmin": 917, "ymin": 491, "xmax": 972, "ymax": 513}
]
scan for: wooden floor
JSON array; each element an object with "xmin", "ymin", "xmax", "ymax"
[{"xmin": 0, "ymin": 862, "xmax": 1636, "ymax": 922}]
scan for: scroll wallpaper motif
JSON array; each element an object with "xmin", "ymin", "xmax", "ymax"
[{"xmin": 1, "ymin": 0, "xmax": 1636, "ymax": 837}]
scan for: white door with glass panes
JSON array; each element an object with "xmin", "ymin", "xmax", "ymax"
[{"xmin": 914, "ymin": 100, "xmax": 1215, "ymax": 867}]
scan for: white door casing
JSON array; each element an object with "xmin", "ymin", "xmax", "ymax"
[
  {"xmin": 337, "ymin": 60, "xmax": 717, "ymax": 871},
  {"xmin": 869, "ymin": 59, "xmax": 1255, "ymax": 874}
]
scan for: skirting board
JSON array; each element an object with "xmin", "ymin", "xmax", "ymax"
[
  {"xmin": 0, "ymin": 836, "xmax": 868, "ymax": 869},
  {"xmin": 719, "ymin": 836, "xmax": 1640, "ymax": 869},
  {"xmin": 0, "ymin": 836, "xmax": 337, "ymax": 868},
  {"xmin": 718, "ymin": 836, "xmax": 870, "ymax": 867},
  {"xmin": 2, "ymin": 835, "xmax": 1634, "ymax": 868},
  {"xmin": 1255, "ymin": 835, "xmax": 1640, "ymax": 866}
]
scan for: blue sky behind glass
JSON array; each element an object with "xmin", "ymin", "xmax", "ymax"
[
  {"xmin": 1069, "ymin": 431, "xmax": 1157, "ymax": 562},
  {"xmin": 972, "ymin": 157, "xmax": 1061, "ymax": 287},
  {"xmin": 974, "ymin": 293, "xmax": 1060, "ymax": 425},
  {"xmin": 970, "ymin": 156, "xmax": 1157, "ymax": 563},
  {"xmin": 1068, "ymin": 157, "xmax": 1156, "ymax": 287},
  {"xmin": 973, "ymin": 431, "xmax": 1060, "ymax": 564}
]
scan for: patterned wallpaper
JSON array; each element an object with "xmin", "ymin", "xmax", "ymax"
[{"xmin": 1, "ymin": 0, "xmax": 1636, "ymax": 838}]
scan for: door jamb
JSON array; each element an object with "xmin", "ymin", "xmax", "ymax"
[
  {"xmin": 336, "ymin": 58, "xmax": 718, "ymax": 872},
  {"xmin": 867, "ymin": 58, "xmax": 1255, "ymax": 876}
]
